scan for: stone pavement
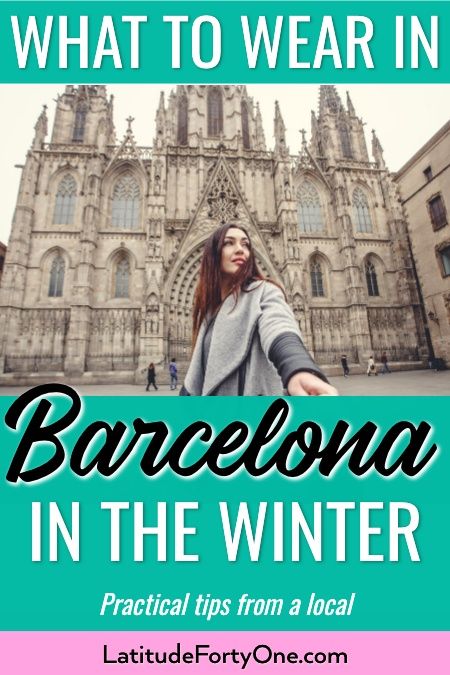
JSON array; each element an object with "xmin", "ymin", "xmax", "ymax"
[{"xmin": 0, "ymin": 369, "xmax": 449, "ymax": 396}]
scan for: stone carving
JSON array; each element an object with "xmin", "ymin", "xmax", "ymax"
[{"xmin": 206, "ymin": 165, "xmax": 239, "ymax": 224}]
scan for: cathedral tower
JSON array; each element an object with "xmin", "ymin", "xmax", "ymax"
[
  {"xmin": 310, "ymin": 85, "xmax": 369, "ymax": 167},
  {"xmin": 51, "ymin": 85, "xmax": 115, "ymax": 149}
]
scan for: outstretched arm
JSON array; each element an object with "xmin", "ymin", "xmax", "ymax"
[{"xmin": 258, "ymin": 283, "xmax": 338, "ymax": 397}]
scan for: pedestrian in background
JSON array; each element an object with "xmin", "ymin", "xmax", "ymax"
[
  {"xmin": 367, "ymin": 355, "xmax": 378, "ymax": 376},
  {"xmin": 380, "ymin": 351, "xmax": 391, "ymax": 374},
  {"xmin": 340, "ymin": 354, "xmax": 350, "ymax": 377},
  {"xmin": 169, "ymin": 358, "xmax": 178, "ymax": 390},
  {"xmin": 145, "ymin": 362, "xmax": 158, "ymax": 391}
]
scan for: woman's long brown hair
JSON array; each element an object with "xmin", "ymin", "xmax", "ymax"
[{"xmin": 192, "ymin": 224, "xmax": 266, "ymax": 346}]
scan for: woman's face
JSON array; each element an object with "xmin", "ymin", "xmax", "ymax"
[{"xmin": 220, "ymin": 227, "xmax": 251, "ymax": 277}]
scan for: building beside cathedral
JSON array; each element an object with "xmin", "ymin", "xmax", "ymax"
[
  {"xmin": 395, "ymin": 121, "xmax": 450, "ymax": 365},
  {"xmin": 0, "ymin": 84, "xmax": 427, "ymax": 384}
]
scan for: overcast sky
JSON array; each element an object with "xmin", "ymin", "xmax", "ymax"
[{"xmin": 1, "ymin": 84, "xmax": 449, "ymax": 244}]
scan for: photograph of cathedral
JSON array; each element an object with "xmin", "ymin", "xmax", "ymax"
[{"xmin": 0, "ymin": 84, "xmax": 430, "ymax": 384}]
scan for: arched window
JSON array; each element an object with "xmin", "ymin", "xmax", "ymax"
[
  {"xmin": 310, "ymin": 258, "xmax": 325, "ymax": 297},
  {"xmin": 207, "ymin": 87, "xmax": 223, "ymax": 137},
  {"xmin": 365, "ymin": 260, "xmax": 380, "ymax": 296},
  {"xmin": 48, "ymin": 253, "xmax": 65, "ymax": 297},
  {"xmin": 298, "ymin": 181, "xmax": 325, "ymax": 233},
  {"xmin": 177, "ymin": 93, "xmax": 188, "ymax": 145},
  {"xmin": 114, "ymin": 257, "xmax": 130, "ymax": 298},
  {"xmin": 111, "ymin": 175, "xmax": 140, "ymax": 229},
  {"xmin": 353, "ymin": 188, "xmax": 373, "ymax": 233},
  {"xmin": 340, "ymin": 123, "xmax": 353, "ymax": 158},
  {"xmin": 53, "ymin": 174, "xmax": 77, "ymax": 225},
  {"xmin": 241, "ymin": 100, "xmax": 250, "ymax": 149},
  {"xmin": 72, "ymin": 101, "xmax": 87, "ymax": 142}
]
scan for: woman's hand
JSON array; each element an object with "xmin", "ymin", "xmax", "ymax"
[{"xmin": 287, "ymin": 371, "xmax": 339, "ymax": 396}]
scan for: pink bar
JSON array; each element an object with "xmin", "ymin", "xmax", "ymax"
[{"xmin": 0, "ymin": 632, "xmax": 448, "ymax": 674}]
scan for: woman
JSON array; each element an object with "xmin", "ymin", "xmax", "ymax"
[
  {"xmin": 180, "ymin": 224, "xmax": 337, "ymax": 397},
  {"xmin": 145, "ymin": 362, "xmax": 158, "ymax": 391}
]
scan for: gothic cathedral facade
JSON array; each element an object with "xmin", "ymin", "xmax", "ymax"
[{"xmin": 0, "ymin": 85, "xmax": 426, "ymax": 383}]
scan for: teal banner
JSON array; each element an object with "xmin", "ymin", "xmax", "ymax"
[
  {"xmin": 0, "ymin": 391, "xmax": 448, "ymax": 631},
  {"xmin": 0, "ymin": 1, "xmax": 448, "ymax": 82}
]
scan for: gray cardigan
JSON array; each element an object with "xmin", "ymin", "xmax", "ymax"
[{"xmin": 182, "ymin": 281, "xmax": 325, "ymax": 396}]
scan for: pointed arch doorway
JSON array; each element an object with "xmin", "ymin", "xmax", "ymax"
[{"xmin": 165, "ymin": 245, "xmax": 202, "ymax": 364}]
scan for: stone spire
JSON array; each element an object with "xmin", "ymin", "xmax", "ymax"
[
  {"xmin": 274, "ymin": 100, "xmax": 288, "ymax": 156},
  {"xmin": 254, "ymin": 102, "xmax": 266, "ymax": 150},
  {"xmin": 346, "ymin": 91, "xmax": 356, "ymax": 116},
  {"xmin": 309, "ymin": 110, "xmax": 320, "ymax": 156},
  {"xmin": 154, "ymin": 91, "xmax": 167, "ymax": 148},
  {"xmin": 107, "ymin": 94, "xmax": 116, "ymax": 145},
  {"xmin": 32, "ymin": 104, "xmax": 48, "ymax": 150},
  {"xmin": 372, "ymin": 129, "xmax": 386, "ymax": 169},
  {"xmin": 156, "ymin": 91, "xmax": 166, "ymax": 125}
]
